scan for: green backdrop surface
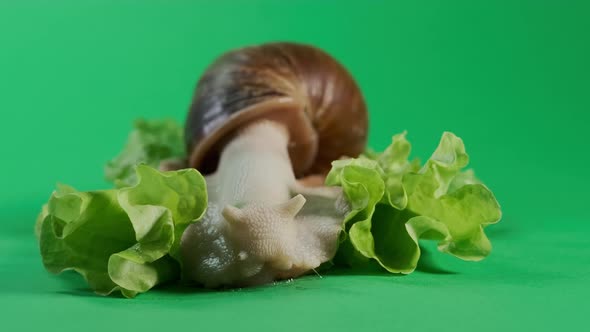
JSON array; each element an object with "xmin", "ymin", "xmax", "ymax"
[{"xmin": 1, "ymin": 1, "xmax": 588, "ymax": 331}]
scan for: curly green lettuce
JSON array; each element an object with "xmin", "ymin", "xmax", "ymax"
[
  {"xmin": 36, "ymin": 165, "xmax": 207, "ymax": 298},
  {"xmin": 36, "ymin": 117, "xmax": 501, "ymax": 297},
  {"xmin": 326, "ymin": 131, "xmax": 502, "ymax": 273},
  {"xmin": 105, "ymin": 118, "xmax": 185, "ymax": 188}
]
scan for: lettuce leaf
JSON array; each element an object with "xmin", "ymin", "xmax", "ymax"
[
  {"xmin": 327, "ymin": 131, "xmax": 502, "ymax": 273},
  {"xmin": 37, "ymin": 165, "xmax": 207, "ymax": 298},
  {"xmin": 105, "ymin": 119, "xmax": 185, "ymax": 188}
]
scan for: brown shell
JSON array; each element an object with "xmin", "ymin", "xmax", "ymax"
[{"xmin": 185, "ymin": 42, "xmax": 368, "ymax": 177}]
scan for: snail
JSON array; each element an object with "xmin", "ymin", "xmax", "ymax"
[{"xmin": 177, "ymin": 42, "xmax": 369, "ymax": 288}]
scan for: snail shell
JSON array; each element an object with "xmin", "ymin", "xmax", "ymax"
[{"xmin": 185, "ymin": 42, "xmax": 368, "ymax": 177}]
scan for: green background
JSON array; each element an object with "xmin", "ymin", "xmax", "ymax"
[{"xmin": 1, "ymin": 0, "xmax": 588, "ymax": 331}]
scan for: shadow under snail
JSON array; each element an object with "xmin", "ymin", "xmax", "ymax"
[{"xmin": 171, "ymin": 42, "xmax": 369, "ymax": 288}]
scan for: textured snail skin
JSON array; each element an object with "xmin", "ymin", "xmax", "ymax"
[
  {"xmin": 185, "ymin": 42, "xmax": 368, "ymax": 177},
  {"xmin": 180, "ymin": 122, "xmax": 348, "ymax": 288}
]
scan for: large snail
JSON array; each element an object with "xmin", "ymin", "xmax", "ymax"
[{"xmin": 178, "ymin": 42, "xmax": 369, "ymax": 288}]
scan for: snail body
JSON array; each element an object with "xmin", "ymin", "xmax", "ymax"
[{"xmin": 180, "ymin": 43, "xmax": 369, "ymax": 288}]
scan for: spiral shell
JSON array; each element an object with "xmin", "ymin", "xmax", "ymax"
[{"xmin": 185, "ymin": 42, "xmax": 368, "ymax": 177}]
